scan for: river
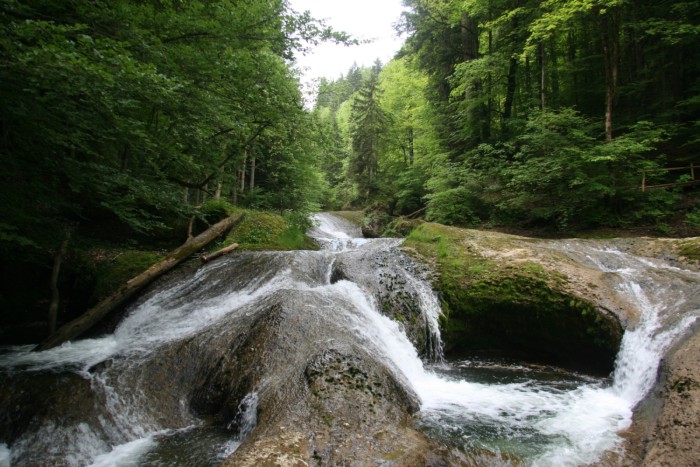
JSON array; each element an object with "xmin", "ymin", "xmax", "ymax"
[{"xmin": 0, "ymin": 213, "xmax": 698, "ymax": 466}]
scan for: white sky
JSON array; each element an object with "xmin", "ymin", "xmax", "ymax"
[{"xmin": 289, "ymin": 0, "xmax": 407, "ymax": 96}]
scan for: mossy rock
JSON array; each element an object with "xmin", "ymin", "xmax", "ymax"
[
  {"xmin": 214, "ymin": 209, "xmax": 318, "ymax": 252},
  {"xmin": 361, "ymin": 208, "xmax": 391, "ymax": 239},
  {"xmin": 404, "ymin": 223, "xmax": 623, "ymax": 375},
  {"xmin": 383, "ymin": 218, "xmax": 423, "ymax": 238}
]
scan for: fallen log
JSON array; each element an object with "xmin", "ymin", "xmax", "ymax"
[
  {"xmin": 200, "ymin": 242, "xmax": 238, "ymax": 263},
  {"xmin": 34, "ymin": 212, "xmax": 245, "ymax": 351}
]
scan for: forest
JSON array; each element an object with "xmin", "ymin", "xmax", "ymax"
[
  {"xmin": 315, "ymin": 0, "xmax": 700, "ymax": 234},
  {"xmin": 1, "ymin": 0, "xmax": 700, "ymax": 338}
]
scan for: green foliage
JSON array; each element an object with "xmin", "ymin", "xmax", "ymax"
[
  {"xmin": 425, "ymin": 187, "xmax": 482, "ymax": 227},
  {"xmin": 0, "ymin": 0, "xmax": 356, "ymax": 325},
  {"xmin": 379, "ymin": 0, "xmax": 700, "ymax": 233},
  {"xmin": 349, "ymin": 71, "xmax": 388, "ymax": 201},
  {"xmin": 686, "ymin": 209, "xmax": 700, "ymax": 229},
  {"xmin": 0, "ymin": 0, "xmax": 338, "ymax": 259},
  {"xmin": 91, "ymin": 251, "xmax": 163, "ymax": 302}
]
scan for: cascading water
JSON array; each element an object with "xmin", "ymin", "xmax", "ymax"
[
  {"xmin": 0, "ymin": 213, "xmax": 697, "ymax": 466},
  {"xmin": 307, "ymin": 216, "xmax": 699, "ymax": 465}
]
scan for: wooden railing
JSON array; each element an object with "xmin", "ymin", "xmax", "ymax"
[{"xmin": 642, "ymin": 163, "xmax": 699, "ymax": 192}]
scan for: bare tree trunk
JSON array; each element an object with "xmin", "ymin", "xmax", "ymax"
[
  {"xmin": 240, "ymin": 149, "xmax": 247, "ymax": 195},
  {"xmin": 503, "ymin": 56, "xmax": 518, "ymax": 121},
  {"xmin": 214, "ymin": 144, "xmax": 227, "ymax": 200},
  {"xmin": 35, "ymin": 213, "xmax": 245, "ymax": 351},
  {"xmin": 569, "ymin": 31, "xmax": 579, "ymax": 108},
  {"xmin": 48, "ymin": 229, "xmax": 71, "ymax": 336},
  {"xmin": 249, "ymin": 155, "xmax": 256, "ymax": 193},
  {"xmin": 232, "ymin": 182, "xmax": 238, "ymax": 205},
  {"xmin": 525, "ymin": 56, "xmax": 533, "ymax": 108},
  {"xmin": 200, "ymin": 242, "xmax": 238, "ymax": 263},
  {"xmin": 187, "ymin": 213, "xmax": 197, "ymax": 240},
  {"xmin": 120, "ymin": 144, "xmax": 131, "ymax": 172},
  {"xmin": 550, "ymin": 37, "xmax": 560, "ymax": 106},
  {"xmin": 599, "ymin": 6, "xmax": 621, "ymax": 142}
]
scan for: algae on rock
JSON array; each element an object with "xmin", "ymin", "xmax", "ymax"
[{"xmin": 403, "ymin": 223, "xmax": 624, "ymax": 374}]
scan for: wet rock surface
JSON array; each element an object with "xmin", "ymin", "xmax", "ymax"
[
  {"xmin": 1, "ymin": 215, "xmax": 697, "ymax": 466},
  {"xmin": 625, "ymin": 322, "xmax": 700, "ymax": 466},
  {"xmin": 404, "ymin": 225, "xmax": 700, "ymax": 464},
  {"xmin": 331, "ymin": 242, "xmax": 441, "ymax": 358},
  {"xmin": 0, "ymin": 227, "xmax": 453, "ymax": 465}
]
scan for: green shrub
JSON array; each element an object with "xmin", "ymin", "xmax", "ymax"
[{"xmin": 425, "ymin": 187, "xmax": 482, "ymax": 227}]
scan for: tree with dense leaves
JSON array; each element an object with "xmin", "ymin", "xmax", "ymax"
[
  {"xmin": 0, "ymin": 0, "xmax": 350, "ymax": 335},
  {"xmin": 309, "ymin": 0, "xmax": 699, "ymax": 232}
]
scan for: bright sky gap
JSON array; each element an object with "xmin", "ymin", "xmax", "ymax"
[{"xmin": 290, "ymin": 0, "xmax": 407, "ymax": 97}]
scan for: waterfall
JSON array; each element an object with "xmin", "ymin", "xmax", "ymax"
[{"xmin": 0, "ymin": 213, "xmax": 697, "ymax": 466}]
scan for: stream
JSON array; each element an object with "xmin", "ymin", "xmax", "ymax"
[{"xmin": 0, "ymin": 213, "xmax": 698, "ymax": 466}]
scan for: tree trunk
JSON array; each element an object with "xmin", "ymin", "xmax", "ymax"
[
  {"xmin": 120, "ymin": 144, "xmax": 131, "ymax": 172},
  {"xmin": 48, "ymin": 229, "xmax": 71, "ymax": 336},
  {"xmin": 599, "ymin": 6, "xmax": 621, "ymax": 142},
  {"xmin": 214, "ymin": 167, "xmax": 223, "ymax": 200},
  {"xmin": 200, "ymin": 242, "xmax": 238, "ymax": 263},
  {"xmin": 539, "ymin": 42, "xmax": 547, "ymax": 111},
  {"xmin": 407, "ymin": 127, "xmax": 414, "ymax": 167},
  {"xmin": 214, "ymin": 145, "xmax": 227, "ymax": 200},
  {"xmin": 249, "ymin": 155, "xmax": 256, "ymax": 193},
  {"xmin": 503, "ymin": 56, "xmax": 518, "ymax": 121},
  {"xmin": 568, "ymin": 31, "xmax": 579, "ymax": 108},
  {"xmin": 461, "ymin": 13, "xmax": 479, "ymax": 62},
  {"xmin": 240, "ymin": 149, "xmax": 247, "ymax": 195},
  {"xmin": 525, "ymin": 55, "xmax": 533, "ymax": 108},
  {"xmin": 35, "ymin": 213, "xmax": 245, "ymax": 351},
  {"xmin": 550, "ymin": 37, "xmax": 560, "ymax": 106}
]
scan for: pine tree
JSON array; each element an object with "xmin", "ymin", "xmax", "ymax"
[{"xmin": 349, "ymin": 71, "xmax": 387, "ymax": 201}]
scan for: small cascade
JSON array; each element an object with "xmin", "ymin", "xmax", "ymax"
[
  {"xmin": 309, "ymin": 213, "xmax": 367, "ymax": 252},
  {"xmin": 228, "ymin": 391, "xmax": 259, "ymax": 441},
  {"xmin": 404, "ymin": 271, "xmax": 444, "ymax": 361}
]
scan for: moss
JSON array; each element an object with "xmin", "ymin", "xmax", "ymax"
[
  {"xmin": 207, "ymin": 209, "xmax": 318, "ymax": 252},
  {"xmin": 383, "ymin": 450, "xmax": 405, "ymax": 461},
  {"xmin": 678, "ymin": 239, "xmax": 700, "ymax": 261},
  {"xmin": 404, "ymin": 223, "xmax": 622, "ymax": 374},
  {"xmin": 672, "ymin": 377, "xmax": 699, "ymax": 394}
]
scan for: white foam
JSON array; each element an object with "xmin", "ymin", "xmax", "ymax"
[
  {"xmin": 0, "ymin": 443, "xmax": 10, "ymax": 467},
  {"xmin": 88, "ymin": 434, "xmax": 158, "ymax": 467}
]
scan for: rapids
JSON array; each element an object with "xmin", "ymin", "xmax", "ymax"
[{"xmin": 0, "ymin": 213, "xmax": 698, "ymax": 466}]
